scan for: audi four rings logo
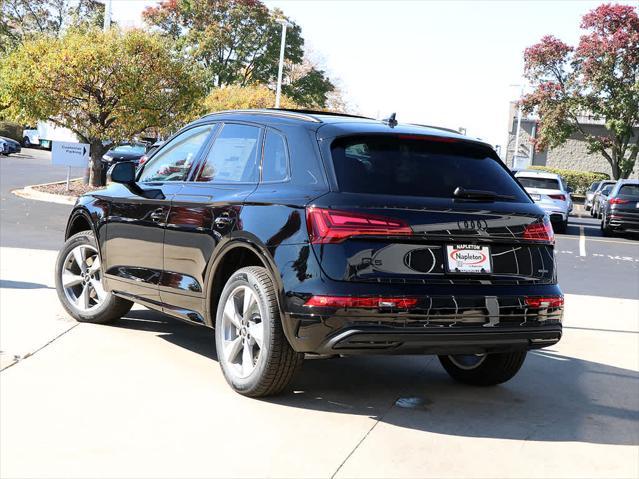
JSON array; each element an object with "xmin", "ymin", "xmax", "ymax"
[{"xmin": 457, "ymin": 219, "xmax": 489, "ymax": 231}]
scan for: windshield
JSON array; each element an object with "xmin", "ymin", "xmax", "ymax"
[
  {"xmin": 588, "ymin": 182, "xmax": 600, "ymax": 192},
  {"xmin": 517, "ymin": 176, "xmax": 560, "ymax": 190},
  {"xmin": 330, "ymin": 135, "xmax": 529, "ymax": 201},
  {"xmin": 111, "ymin": 144, "xmax": 146, "ymax": 155}
]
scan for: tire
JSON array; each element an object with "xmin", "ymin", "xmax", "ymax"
[
  {"xmin": 438, "ymin": 351, "xmax": 527, "ymax": 386},
  {"xmin": 601, "ymin": 215, "xmax": 613, "ymax": 237},
  {"xmin": 215, "ymin": 266, "xmax": 303, "ymax": 397},
  {"xmin": 55, "ymin": 231, "xmax": 132, "ymax": 324},
  {"xmin": 554, "ymin": 218, "xmax": 568, "ymax": 234}
]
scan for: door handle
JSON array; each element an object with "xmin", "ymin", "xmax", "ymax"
[
  {"xmin": 214, "ymin": 216, "xmax": 233, "ymax": 229},
  {"xmin": 150, "ymin": 208, "xmax": 165, "ymax": 223}
]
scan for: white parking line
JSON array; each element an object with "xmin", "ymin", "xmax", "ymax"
[{"xmin": 579, "ymin": 226, "xmax": 586, "ymax": 257}]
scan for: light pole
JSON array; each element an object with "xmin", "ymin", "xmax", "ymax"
[
  {"xmin": 103, "ymin": 0, "xmax": 112, "ymax": 31},
  {"xmin": 275, "ymin": 19, "xmax": 292, "ymax": 109},
  {"xmin": 510, "ymin": 83, "xmax": 524, "ymax": 167}
]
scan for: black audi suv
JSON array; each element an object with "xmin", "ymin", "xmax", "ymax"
[{"xmin": 55, "ymin": 109, "xmax": 563, "ymax": 397}]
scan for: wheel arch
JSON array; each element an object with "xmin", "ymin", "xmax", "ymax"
[
  {"xmin": 65, "ymin": 207, "xmax": 96, "ymax": 240},
  {"xmin": 204, "ymin": 238, "xmax": 287, "ymax": 330}
]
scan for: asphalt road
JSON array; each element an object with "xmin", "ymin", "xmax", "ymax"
[
  {"xmin": 0, "ymin": 148, "xmax": 84, "ymax": 250},
  {"xmin": 1, "ymin": 148, "xmax": 637, "ymax": 299},
  {"xmin": 1, "ymin": 149, "xmax": 637, "ymax": 478}
]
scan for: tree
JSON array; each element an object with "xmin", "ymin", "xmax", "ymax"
[
  {"xmin": 0, "ymin": 28, "xmax": 206, "ymax": 186},
  {"xmin": 283, "ymin": 56, "xmax": 334, "ymax": 108},
  {"xmin": 201, "ymin": 84, "xmax": 298, "ymax": 113},
  {"xmin": 522, "ymin": 4, "xmax": 639, "ymax": 179},
  {"xmin": 0, "ymin": 0, "xmax": 104, "ymax": 54},
  {"xmin": 143, "ymin": 0, "xmax": 336, "ymax": 108}
]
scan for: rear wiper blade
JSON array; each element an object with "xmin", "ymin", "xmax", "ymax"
[{"xmin": 453, "ymin": 187, "xmax": 516, "ymax": 201}]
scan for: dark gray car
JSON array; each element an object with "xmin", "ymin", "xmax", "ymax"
[{"xmin": 600, "ymin": 179, "xmax": 639, "ymax": 236}]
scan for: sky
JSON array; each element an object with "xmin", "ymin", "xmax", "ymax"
[{"xmin": 109, "ymin": 0, "xmax": 639, "ymax": 148}]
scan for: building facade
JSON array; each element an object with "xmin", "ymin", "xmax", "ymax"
[{"xmin": 504, "ymin": 102, "xmax": 638, "ymax": 178}]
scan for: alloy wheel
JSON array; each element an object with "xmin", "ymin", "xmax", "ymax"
[
  {"xmin": 221, "ymin": 285, "xmax": 265, "ymax": 379},
  {"xmin": 61, "ymin": 244, "xmax": 106, "ymax": 312},
  {"xmin": 448, "ymin": 354, "xmax": 487, "ymax": 370}
]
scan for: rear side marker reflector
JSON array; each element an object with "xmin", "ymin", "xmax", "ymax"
[
  {"xmin": 306, "ymin": 207, "xmax": 412, "ymax": 244},
  {"xmin": 525, "ymin": 296, "xmax": 564, "ymax": 309},
  {"xmin": 305, "ymin": 296, "xmax": 419, "ymax": 309}
]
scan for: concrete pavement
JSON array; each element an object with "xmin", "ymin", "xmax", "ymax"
[{"xmin": 1, "ymin": 246, "xmax": 637, "ymax": 478}]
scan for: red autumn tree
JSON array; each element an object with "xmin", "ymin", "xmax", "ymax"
[{"xmin": 522, "ymin": 4, "xmax": 639, "ymax": 179}]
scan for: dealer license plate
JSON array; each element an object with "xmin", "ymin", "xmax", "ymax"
[{"xmin": 446, "ymin": 244, "xmax": 492, "ymax": 274}]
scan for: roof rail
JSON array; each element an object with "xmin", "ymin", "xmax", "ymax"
[
  {"xmin": 265, "ymin": 108, "xmax": 374, "ymax": 121},
  {"xmin": 203, "ymin": 109, "xmax": 322, "ymax": 123}
]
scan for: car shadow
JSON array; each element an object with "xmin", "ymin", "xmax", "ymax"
[
  {"xmin": 0, "ymin": 279, "xmax": 54, "ymax": 289},
  {"xmin": 115, "ymin": 308, "xmax": 639, "ymax": 447}
]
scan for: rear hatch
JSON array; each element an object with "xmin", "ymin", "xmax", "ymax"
[
  {"xmin": 610, "ymin": 183, "xmax": 639, "ymax": 221},
  {"xmin": 309, "ymin": 133, "xmax": 555, "ymax": 285}
]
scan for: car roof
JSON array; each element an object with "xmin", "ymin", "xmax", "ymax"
[
  {"xmin": 515, "ymin": 170, "xmax": 561, "ymax": 180},
  {"xmin": 193, "ymin": 109, "xmax": 490, "ymax": 147},
  {"xmin": 617, "ymin": 179, "xmax": 638, "ymax": 185}
]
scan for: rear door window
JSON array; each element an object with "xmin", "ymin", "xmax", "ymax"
[
  {"xmin": 330, "ymin": 135, "xmax": 529, "ymax": 201},
  {"xmin": 516, "ymin": 177, "xmax": 560, "ymax": 190},
  {"xmin": 196, "ymin": 123, "xmax": 261, "ymax": 183}
]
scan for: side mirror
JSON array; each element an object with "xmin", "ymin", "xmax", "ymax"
[{"xmin": 108, "ymin": 161, "xmax": 136, "ymax": 184}]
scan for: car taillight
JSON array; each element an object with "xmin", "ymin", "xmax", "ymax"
[
  {"xmin": 304, "ymin": 296, "xmax": 419, "ymax": 309},
  {"xmin": 306, "ymin": 207, "xmax": 412, "ymax": 244},
  {"xmin": 139, "ymin": 156, "xmax": 148, "ymax": 166},
  {"xmin": 609, "ymin": 198, "xmax": 629, "ymax": 205},
  {"xmin": 549, "ymin": 194, "xmax": 566, "ymax": 201},
  {"xmin": 525, "ymin": 296, "xmax": 564, "ymax": 309},
  {"xmin": 523, "ymin": 217, "xmax": 555, "ymax": 243}
]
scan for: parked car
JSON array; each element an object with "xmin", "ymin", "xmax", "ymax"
[
  {"xmin": 101, "ymin": 142, "xmax": 149, "ymax": 183},
  {"xmin": 584, "ymin": 181, "xmax": 602, "ymax": 211},
  {"xmin": 138, "ymin": 140, "xmax": 164, "ymax": 167},
  {"xmin": 514, "ymin": 170, "xmax": 572, "ymax": 233},
  {"xmin": 0, "ymin": 136, "xmax": 22, "ymax": 155},
  {"xmin": 600, "ymin": 179, "xmax": 639, "ymax": 236},
  {"xmin": 593, "ymin": 183, "xmax": 616, "ymax": 219},
  {"xmin": 590, "ymin": 180, "xmax": 617, "ymax": 217},
  {"xmin": 55, "ymin": 109, "xmax": 563, "ymax": 397}
]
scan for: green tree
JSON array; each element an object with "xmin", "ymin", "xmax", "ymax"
[
  {"xmin": 143, "ymin": 0, "xmax": 336, "ymax": 108},
  {"xmin": 522, "ymin": 4, "xmax": 639, "ymax": 179},
  {"xmin": 0, "ymin": 0, "xmax": 104, "ymax": 54},
  {"xmin": 0, "ymin": 28, "xmax": 206, "ymax": 186},
  {"xmin": 201, "ymin": 84, "xmax": 298, "ymax": 113}
]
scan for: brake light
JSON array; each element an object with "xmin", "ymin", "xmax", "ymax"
[
  {"xmin": 523, "ymin": 217, "xmax": 555, "ymax": 243},
  {"xmin": 306, "ymin": 207, "xmax": 412, "ymax": 244},
  {"xmin": 609, "ymin": 198, "xmax": 629, "ymax": 205},
  {"xmin": 305, "ymin": 296, "xmax": 419, "ymax": 309},
  {"xmin": 549, "ymin": 194, "xmax": 566, "ymax": 201},
  {"xmin": 525, "ymin": 296, "xmax": 564, "ymax": 309}
]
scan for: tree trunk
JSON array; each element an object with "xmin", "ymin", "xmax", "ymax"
[{"xmin": 89, "ymin": 140, "xmax": 107, "ymax": 187}]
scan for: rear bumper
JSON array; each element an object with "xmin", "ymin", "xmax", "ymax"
[
  {"xmin": 608, "ymin": 213, "xmax": 639, "ymax": 231},
  {"xmin": 314, "ymin": 325, "xmax": 562, "ymax": 355}
]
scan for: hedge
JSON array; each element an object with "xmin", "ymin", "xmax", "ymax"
[
  {"xmin": 0, "ymin": 121, "xmax": 23, "ymax": 142},
  {"xmin": 527, "ymin": 166, "xmax": 610, "ymax": 195}
]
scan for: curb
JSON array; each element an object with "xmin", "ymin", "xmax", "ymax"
[{"xmin": 12, "ymin": 178, "xmax": 83, "ymax": 206}]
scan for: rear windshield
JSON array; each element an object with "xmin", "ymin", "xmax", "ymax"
[
  {"xmin": 588, "ymin": 182, "xmax": 600, "ymax": 192},
  {"xmin": 516, "ymin": 176, "xmax": 560, "ymax": 190},
  {"xmin": 330, "ymin": 135, "xmax": 529, "ymax": 201},
  {"xmin": 619, "ymin": 184, "xmax": 639, "ymax": 197}
]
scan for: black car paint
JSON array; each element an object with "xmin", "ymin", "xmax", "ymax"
[{"xmin": 65, "ymin": 111, "xmax": 562, "ymax": 355}]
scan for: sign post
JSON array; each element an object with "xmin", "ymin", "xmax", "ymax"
[{"xmin": 51, "ymin": 141, "xmax": 90, "ymax": 191}]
